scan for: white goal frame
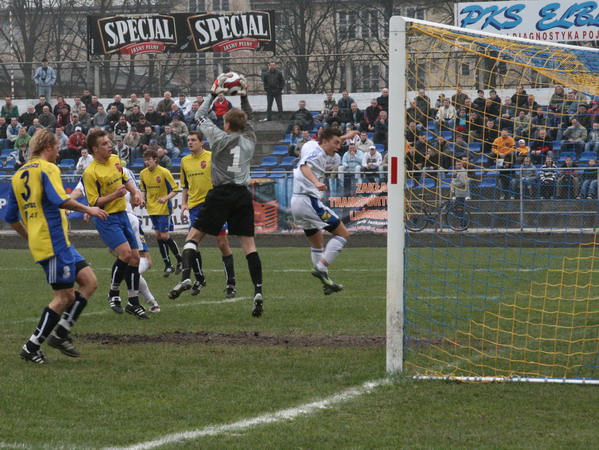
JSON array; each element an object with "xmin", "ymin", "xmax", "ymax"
[{"xmin": 386, "ymin": 16, "xmax": 599, "ymax": 383}]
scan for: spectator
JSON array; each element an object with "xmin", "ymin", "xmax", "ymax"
[
  {"xmin": 72, "ymin": 96, "xmax": 85, "ymax": 113},
  {"xmin": 156, "ymin": 146, "xmax": 172, "ymax": 171},
  {"xmin": 405, "ymin": 121, "xmax": 422, "ymax": 146},
  {"xmin": 451, "ymin": 159, "xmax": 470, "ymax": 205},
  {"xmin": 364, "ymin": 99, "xmax": 383, "ymax": 132},
  {"xmin": 66, "ymin": 126, "xmax": 86, "ymax": 160},
  {"xmin": 134, "ymin": 116, "xmax": 151, "ymax": 133},
  {"xmin": 338, "ymin": 143, "xmax": 364, "ymax": 185},
  {"xmin": 52, "ymin": 95, "xmax": 70, "ymax": 116},
  {"xmin": 515, "ymin": 139, "xmax": 529, "ymax": 163},
  {"xmin": 539, "ymin": 155, "xmax": 559, "ymax": 199},
  {"xmin": 262, "ymin": 61, "xmax": 284, "ymax": 121},
  {"xmin": 106, "ymin": 104, "xmax": 121, "ymax": 129},
  {"xmin": 423, "ymin": 145, "xmax": 445, "ymax": 177},
  {"xmin": 174, "ymin": 93, "xmax": 192, "ymax": 115},
  {"xmin": 140, "ymin": 92, "xmax": 156, "ymax": 114},
  {"xmin": 169, "ymin": 115, "xmax": 189, "ymax": 146},
  {"xmin": 557, "ymin": 156, "xmax": 580, "ymax": 199},
  {"xmin": 453, "ymin": 134, "xmax": 470, "ymax": 160},
  {"xmin": 139, "ymin": 126, "xmax": 159, "ymax": 153},
  {"xmin": 184, "ymin": 101, "xmax": 200, "ymax": 131},
  {"xmin": 286, "ymin": 100, "xmax": 314, "ymax": 133},
  {"xmin": 562, "ymin": 117, "xmax": 587, "ymax": 155},
  {"xmin": 491, "ymin": 128, "xmax": 516, "ymax": 160},
  {"xmin": 337, "ymin": 90, "xmax": 355, "ymax": 114},
  {"xmin": 144, "ymin": 105, "xmax": 163, "ymax": 132},
  {"xmin": 65, "ymin": 114, "xmax": 83, "ymax": 136},
  {"xmin": 531, "ymin": 107, "xmax": 553, "ymax": 139},
  {"xmin": 75, "ymin": 148, "xmax": 93, "ymax": 174},
  {"xmin": 80, "ymin": 88, "xmax": 92, "ymax": 106},
  {"xmin": 356, "ymin": 130, "xmax": 374, "ymax": 154},
  {"xmin": 77, "ymin": 105, "xmax": 92, "ymax": 130},
  {"xmin": 435, "ymin": 98, "xmax": 456, "ymax": 133},
  {"xmin": 513, "ymin": 110, "xmax": 531, "ymax": 141},
  {"xmin": 361, "ymin": 145, "xmax": 383, "ymax": 181},
  {"xmin": 324, "ymin": 150, "xmax": 341, "ymax": 179},
  {"xmin": 376, "ymin": 87, "xmax": 389, "ymax": 113},
  {"xmin": 158, "ymin": 125, "xmax": 182, "ymax": 158},
  {"xmin": 467, "ymin": 111, "xmax": 484, "ymax": 142},
  {"xmin": 580, "ymin": 158, "xmax": 598, "ymax": 199},
  {"xmin": 13, "ymin": 143, "xmax": 28, "ymax": 171},
  {"xmin": 92, "ymin": 105, "xmax": 109, "ymax": 129},
  {"xmin": 499, "ymin": 97, "xmax": 517, "ymax": 132},
  {"xmin": 406, "ymin": 99, "xmax": 426, "ymax": 130},
  {"xmin": 38, "ymin": 105, "xmax": 56, "ymax": 130},
  {"xmin": 13, "ymin": 126, "xmax": 31, "ymax": 151},
  {"xmin": 293, "ymin": 130, "xmax": 312, "ymax": 158},
  {"xmin": 320, "ymin": 91, "xmax": 337, "ymax": 120},
  {"xmin": 1, "ymin": 96, "xmax": 18, "ymax": 121},
  {"xmin": 481, "ymin": 118, "xmax": 500, "ymax": 155},
  {"xmin": 33, "ymin": 58, "xmax": 56, "ymax": 99},
  {"xmin": 108, "ymin": 94, "xmax": 125, "ymax": 113},
  {"xmin": 124, "ymin": 93, "xmax": 140, "ymax": 113},
  {"xmin": 575, "ymin": 103, "xmax": 592, "ymax": 129},
  {"xmin": 6, "ymin": 117, "xmax": 21, "ymax": 146},
  {"xmin": 415, "ymin": 88, "xmax": 432, "ymax": 122},
  {"xmin": 126, "ymin": 105, "xmax": 144, "ymax": 127},
  {"xmin": 113, "ymin": 135, "xmax": 130, "ymax": 162},
  {"xmin": 510, "ymin": 155, "xmax": 539, "ymax": 198},
  {"xmin": 489, "ymin": 89, "xmax": 502, "ymax": 112},
  {"xmin": 325, "ymin": 105, "xmax": 349, "ymax": 132},
  {"xmin": 586, "ymin": 121, "xmax": 599, "ymax": 153},
  {"xmin": 56, "ymin": 127, "xmax": 69, "ymax": 155},
  {"xmin": 114, "ymin": 114, "xmax": 131, "ymax": 139},
  {"xmin": 124, "ymin": 127, "xmax": 142, "ymax": 161},
  {"xmin": 511, "ymin": 85, "xmax": 528, "ymax": 110},
  {"xmin": 27, "ymin": 118, "xmax": 43, "ymax": 136},
  {"xmin": 451, "ymin": 85, "xmax": 469, "ymax": 111},
  {"xmin": 0, "ymin": 116, "xmax": 7, "ymax": 149},
  {"xmin": 210, "ymin": 93, "xmax": 233, "ymax": 129},
  {"xmin": 406, "ymin": 143, "xmax": 424, "ymax": 179},
  {"xmin": 436, "ymin": 135, "xmax": 450, "ymax": 159},
  {"xmin": 18, "ymin": 105, "xmax": 37, "ymax": 128},
  {"xmin": 454, "ymin": 108, "xmax": 468, "ymax": 136},
  {"xmin": 286, "ymin": 124, "xmax": 303, "ymax": 156},
  {"xmin": 34, "ymin": 95, "xmax": 50, "ymax": 115},
  {"xmin": 86, "ymin": 95, "xmax": 102, "ymax": 116},
  {"xmin": 166, "ymin": 103, "xmax": 185, "ymax": 123},
  {"xmin": 525, "ymin": 95, "xmax": 539, "ymax": 117},
  {"xmin": 497, "ymin": 151, "xmax": 516, "ymax": 199},
  {"xmin": 548, "ymin": 85, "xmax": 566, "ymax": 113},
  {"xmin": 530, "ymin": 128, "xmax": 553, "ymax": 164},
  {"xmin": 558, "ymin": 92, "xmax": 576, "ymax": 129},
  {"xmin": 347, "ymin": 102, "xmax": 364, "ymax": 131},
  {"xmin": 55, "ymin": 104, "xmax": 71, "ymax": 129},
  {"xmin": 373, "ymin": 110, "xmax": 388, "ymax": 150},
  {"xmin": 342, "ymin": 124, "xmax": 360, "ymax": 152},
  {"xmin": 472, "ymin": 89, "xmax": 486, "ymax": 112}
]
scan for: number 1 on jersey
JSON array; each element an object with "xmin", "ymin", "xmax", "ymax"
[{"xmin": 227, "ymin": 146, "xmax": 241, "ymax": 173}]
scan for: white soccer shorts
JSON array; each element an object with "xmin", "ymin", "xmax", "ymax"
[{"xmin": 291, "ymin": 194, "xmax": 340, "ymax": 230}]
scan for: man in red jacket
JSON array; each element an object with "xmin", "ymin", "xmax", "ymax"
[
  {"xmin": 65, "ymin": 126, "xmax": 86, "ymax": 160},
  {"xmin": 210, "ymin": 93, "xmax": 232, "ymax": 129}
]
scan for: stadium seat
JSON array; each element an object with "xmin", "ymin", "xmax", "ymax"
[
  {"xmin": 427, "ymin": 121, "xmax": 436, "ymax": 131},
  {"xmin": 3, "ymin": 159, "xmax": 15, "ymax": 171},
  {"xmin": 579, "ymin": 151, "xmax": 597, "ymax": 164},
  {"xmin": 1, "ymin": 148, "xmax": 14, "ymax": 159},
  {"xmin": 558, "ymin": 151, "xmax": 576, "ymax": 162},
  {"xmin": 405, "ymin": 178, "xmax": 416, "ymax": 189},
  {"xmin": 479, "ymin": 177, "xmax": 497, "ymax": 188},
  {"xmin": 552, "ymin": 141, "xmax": 561, "ymax": 153},
  {"xmin": 180, "ymin": 147, "xmax": 190, "ymax": 157},
  {"xmin": 130, "ymin": 158, "xmax": 145, "ymax": 171},
  {"xmin": 251, "ymin": 169, "xmax": 267, "ymax": 178},
  {"xmin": 269, "ymin": 168, "xmax": 287, "ymax": 178},
  {"xmin": 469, "ymin": 142, "xmax": 482, "ymax": 153},
  {"xmin": 279, "ymin": 156, "xmax": 297, "ymax": 169},
  {"xmin": 474, "ymin": 154, "xmax": 489, "ymax": 166},
  {"xmin": 439, "ymin": 178, "xmax": 452, "ymax": 190},
  {"xmin": 270, "ymin": 145, "xmax": 289, "ymax": 157},
  {"xmin": 415, "ymin": 178, "xmax": 435, "ymax": 189},
  {"xmin": 260, "ymin": 156, "xmax": 278, "ymax": 168},
  {"xmin": 367, "ymin": 132, "xmax": 374, "ymax": 140},
  {"xmin": 441, "ymin": 130, "xmax": 453, "ymax": 141},
  {"xmin": 58, "ymin": 159, "xmax": 75, "ymax": 170},
  {"xmin": 310, "ymin": 111, "xmax": 319, "ymax": 117},
  {"xmin": 280, "ymin": 134, "xmax": 292, "ymax": 144},
  {"xmin": 374, "ymin": 144, "xmax": 385, "ymax": 153}
]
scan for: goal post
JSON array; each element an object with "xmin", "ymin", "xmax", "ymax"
[{"xmin": 387, "ymin": 16, "xmax": 599, "ymax": 383}]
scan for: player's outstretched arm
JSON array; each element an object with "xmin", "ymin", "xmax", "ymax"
[
  {"xmin": 300, "ymin": 164, "xmax": 327, "ymax": 191},
  {"xmin": 61, "ymin": 199, "xmax": 108, "ymax": 220}
]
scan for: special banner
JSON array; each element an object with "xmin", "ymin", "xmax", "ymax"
[{"xmin": 87, "ymin": 11, "xmax": 276, "ymax": 56}]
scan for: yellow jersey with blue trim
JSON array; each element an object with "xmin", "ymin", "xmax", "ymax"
[
  {"xmin": 180, "ymin": 151, "xmax": 213, "ymax": 209},
  {"xmin": 139, "ymin": 164, "xmax": 180, "ymax": 215},
  {"xmin": 82, "ymin": 154, "xmax": 130, "ymax": 214},
  {"xmin": 5, "ymin": 158, "xmax": 71, "ymax": 262}
]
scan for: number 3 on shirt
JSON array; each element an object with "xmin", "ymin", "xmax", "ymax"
[{"xmin": 227, "ymin": 146, "xmax": 241, "ymax": 173}]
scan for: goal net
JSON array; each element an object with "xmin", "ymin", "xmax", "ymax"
[{"xmin": 387, "ymin": 17, "xmax": 599, "ymax": 383}]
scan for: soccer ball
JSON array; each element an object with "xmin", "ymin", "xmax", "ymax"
[{"xmin": 212, "ymin": 72, "xmax": 247, "ymax": 96}]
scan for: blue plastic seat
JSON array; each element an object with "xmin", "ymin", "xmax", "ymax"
[
  {"xmin": 269, "ymin": 168, "xmax": 287, "ymax": 178},
  {"xmin": 280, "ymin": 156, "xmax": 296, "ymax": 169},
  {"xmin": 579, "ymin": 151, "xmax": 597, "ymax": 163},
  {"xmin": 171, "ymin": 157, "xmax": 182, "ymax": 169},
  {"xmin": 1, "ymin": 148, "xmax": 14, "ymax": 158},
  {"xmin": 415, "ymin": 178, "xmax": 436, "ymax": 189},
  {"xmin": 280, "ymin": 134, "xmax": 292, "ymax": 144},
  {"xmin": 58, "ymin": 159, "xmax": 75, "ymax": 169},
  {"xmin": 270, "ymin": 145, "xmax": 289, "ymax": 157},
  {"xmin": 260, "ymin": 156, "xmax": 278, "ymax": 168},
  {"xmin": 552, "ymin": 141, "xmax": 562, "ymax": 152},
  {"xmin": 479, "ymin": 177, "xmax": 497, "ymax": 188},
  {"xmin": 441, "ymin": 130, "xmax": 453, "ymax": 141},
  {"xmin": 180, "ymin": 147, "xmax": 191, "ymax": 156},
  {"xmin": 251, "ymin": 169, "xmax": 267, "ymax": 178},
  {"xmin": 558, "ymin": 151, "xmax": 576, "ymax": 162},
  {"xmin": 469, "ymin": 142, "xmax": 482, "ymax": 153},
  {"xmin": 3, "ymin": 159, "xmax": 16, "ymax": 170},
  {"xmin": 130, "ymin": 158, "xmax": 145, "ymax": 171}
]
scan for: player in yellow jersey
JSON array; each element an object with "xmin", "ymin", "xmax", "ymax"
[
  {"xmin": 139, "ymin": 149, "xmax": 182, "ymax": 277},
  {"xmin": 83, "ymin": 129, "xmax": 148, "ymax": 319},
  {"xmin": 5, "ymin": 129, "xmax": 108, "ymax": 364},
  {"xmin": 175, "ymin": 130, "xmax": 237, "ymax": 298}
]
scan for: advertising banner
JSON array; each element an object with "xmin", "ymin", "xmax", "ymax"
[
  {"xmin": 455, "ymin": 0, "xmax": 599, "ymax": 42},
  {"xmin": 87, "ymin": 11, "xmax": 276, "ymax": 56}
]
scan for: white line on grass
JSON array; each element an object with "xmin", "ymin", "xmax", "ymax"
[
  {"xmin": 0, "ymin": 444, "xmax": 31, "ymax": 449},
  {"xmin": 106, "ymin": 378, "xmax": 391, "ymax": 450}
]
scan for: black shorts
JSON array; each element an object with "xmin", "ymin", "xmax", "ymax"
[{"xmin": 193, "ymin": 185, "xmax": 255, "ymax": 237}]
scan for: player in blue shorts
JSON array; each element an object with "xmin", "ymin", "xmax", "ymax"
[{"xmin": 5, "ymin": 129, "xmax": 108, "ymax": 364}]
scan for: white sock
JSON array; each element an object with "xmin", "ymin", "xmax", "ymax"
[
  {"xmin": 320, "ymin": 236, "xmax": 347, "ymax": 270},
  {"xmin": 138, "ymin": 276, "xmax": 155, "ymax": 304},
  {"xmin": 139, "ymin": 257, "xmax": 150, "ymax": 274},
  {"xmin": 311, "ymin": 248, "xmax": 324, "ymax": 268}
]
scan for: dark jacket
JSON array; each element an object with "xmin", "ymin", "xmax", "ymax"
[
  {"xmin": 262, "ymin": 68, "xmax": 284, "ymax": 94},
  {"xmin": 289, "ymin": 108, "xmax": 314, "ymax": 128}
]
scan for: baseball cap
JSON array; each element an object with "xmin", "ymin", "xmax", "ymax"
[
  {"xmin": 369, "ymin": 145, "xmax": 376, "ymax": 150},
  {"xmin": 75, "ymin": 126, "xmax": 82, "ymax": 131},
  {"xmin": 518, "ymin": 139, "xmax": 525, "ymax": 144}
]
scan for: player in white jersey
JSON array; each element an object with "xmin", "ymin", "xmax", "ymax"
[
  {"xmin": 70, "ymin": 168, "xmax": 160, "ymax": 312},
  {"xmin": 291, "ymin": 127, "xmax": 357, "ymax": 295}
]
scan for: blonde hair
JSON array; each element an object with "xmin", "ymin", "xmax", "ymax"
[{"xmin": 29, "ymin": 128, "xmax": 57, "ymax": 157}]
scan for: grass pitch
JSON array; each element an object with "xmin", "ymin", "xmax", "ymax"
[{"xmin": 0, "ymin": 246, "xmax": 598, "ymax": 448}]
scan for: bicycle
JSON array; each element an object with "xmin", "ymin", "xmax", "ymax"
[{"xmin": 405, "ymin": 199, "xmax": 471, "ymax": 232}]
